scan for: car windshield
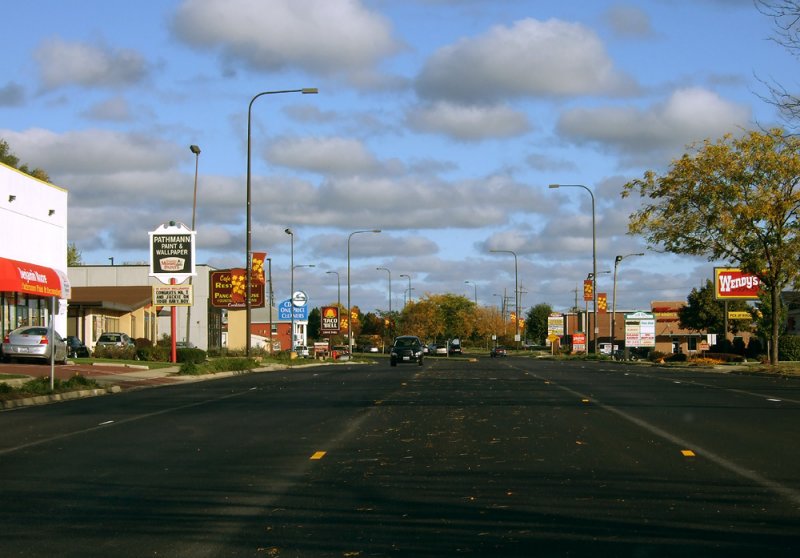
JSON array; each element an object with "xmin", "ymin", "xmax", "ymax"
[
  {"xmin": 19, "ymin": 327, "xmax": 49, "ymax": 336},
  {"xmin": 394, "ymin": 338, "xmax": 417, "ymax": 348},
  {"xmin": 99, "ymin": 334, "xmax": 121, "ymax": 342}
]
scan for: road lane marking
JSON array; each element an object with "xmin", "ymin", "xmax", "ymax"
[
  {"xmin": 310, "ymin": 451, "xmax": 327, "ymax": 460},
  {"xmin": 681, "ymin": 449, "xmax": 696, "ymax": 457}
]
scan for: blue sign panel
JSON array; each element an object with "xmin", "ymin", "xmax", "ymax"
[{"xmin": 278, "ymin": 299, "xmax": 308, "ymax": 321}]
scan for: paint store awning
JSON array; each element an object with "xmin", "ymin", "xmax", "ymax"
[{"xmin": 0, "ymin": 256, "xmax": 71, "ymax": 298}]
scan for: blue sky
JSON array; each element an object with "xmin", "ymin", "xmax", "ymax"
[{"xmin": 0, "ymin": 0, "xmax": 790, "ymax": 315}]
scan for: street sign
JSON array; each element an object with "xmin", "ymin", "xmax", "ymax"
[
  {"xmin": 149, "ymin": 221, "xmax": 196, "ymax": 285},
  {"xmin": 153, "ymin": 285, "xmax": 193, "ymax": 306},
  {"xmin": 625, "ymin": 311, "xmax": 656, "ymax": 348},
  {"xmin": 321, "ymin": 306, "xmax": 339, "ymax": 335}
]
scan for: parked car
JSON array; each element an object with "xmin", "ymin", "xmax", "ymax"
[
  {"xmin": 2, "ymin": 326, "xmax": 68, "ymax": 364},
  {"xmin": 331, "ymin": 346, "xmax": 351, "ymax": 360},
  {"xmin": 293, "ymin": 345, "xmax": 310, "ymax": 358},
  {"xmin": 66, "ymin": 336, "xmax": 91, "ymax": 358},
  {"xmin": 96, "ymin": 332, "xmax": 134, "ymax": 349},
  {"xmin": 449, "ymin": 338, "xmax": 462, "ymax": 355},
  {"xmin": 390, "ymin": 335, "xmax": 424, "ymax": 366},
  {"xmin": 490, "ymin": 345, "xmax": 508, "ymax": 358}
]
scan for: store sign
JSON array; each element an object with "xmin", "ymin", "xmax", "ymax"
[
  {"xmin": 572, "ymin": 332, "xmax": 586, "ymax": 353},
  {"xmin": 625, "ymin": 311, "xmax": 656, "ymax": 348},
  {"xmin": 209, "ymin": 269, "xmax": 264, "ymax": 308},
  {"xmin": 321, "ymin": 306, "xmax": 340, "ymax": 335},
  {"xmin": 714, "ymin": 267, "xmax": 761, "ymax": 300},
  {"xmin": 149, "ymin": 222, "xmax": 196, "ymax": 285},
  {"xmin": 547, "ymin": 313, "xmax": 564, "ymax": 337},
  {"xmin": 153, "ymin": 285, "xmax": 193, "ymax": 306},
  {"xmin": 279, "ymin": 299, "xmax": 308, "ymax": 321}
]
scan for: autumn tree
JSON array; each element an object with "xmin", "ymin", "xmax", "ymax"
[
  {"xmin": 622, "ymin": 128, "xmax": 800, "ymax": 364},
  {"xmin": 756, "ymin": 1, "xmax": 800, "ymax": 128},
  {"xmin": 67, "ymin": 243, "xmax": 82, "ymax": 266}
]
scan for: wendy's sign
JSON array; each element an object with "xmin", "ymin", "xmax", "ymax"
[{"xmin": 714, "ymin": 268, "xmax": 761, "ymax": 300}]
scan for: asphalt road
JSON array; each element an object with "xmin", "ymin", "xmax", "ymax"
[{"xmin": 1, "ymin": 357, "xmax": 799, "ymax": 557}]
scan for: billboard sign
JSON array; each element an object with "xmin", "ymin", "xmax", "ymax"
[
  {"xmin": 321, "ymin": 306, "xmax": 340, "ymax": 335},
  {"xmin": 714, "ymin": 267, "xmax": 761, "ymax": 300},
  {"xmin": 625, "ymin": 311, "xmax": 656, "ymax": 348},
  {"xmin": 572, "ymin": 332, "xmax": 586, "ymax": 353},
  {"xmin": 209, "ymin": 269, "xmax": 264, "ymax": 308},
  {"xmin": 149, "ymin": 222, "xmax": 196, "ymax": 284}
]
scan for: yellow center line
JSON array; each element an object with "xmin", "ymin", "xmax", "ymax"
[{"xmin": 310, "ymin": 451, "xmax": 327, "ymax": 460}]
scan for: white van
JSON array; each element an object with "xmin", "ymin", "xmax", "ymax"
[{"xmin": 293, "ymin": 345, "xmax": 310, "ymax": 358}]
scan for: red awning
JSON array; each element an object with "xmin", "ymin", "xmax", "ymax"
[{"xmin": 0, "ymin": 256, "xmax": 70, "ymax": 298}]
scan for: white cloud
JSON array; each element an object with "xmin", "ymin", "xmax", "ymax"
[
  {"xmin": 407, "ymin": 102, "xmax": 531, "ymax": 141},
  {"xmin": 82, "ymin": 96, "xmax": 132, "ymax": 121},
  {"xmin": 557, "ymin": 87, "xmax": 752, "ymax": 164},
  {"xmin": 171, "ymin": 0, "xmax": 403, "ymax": 87},
  {"xmin": 266, "ymin": 136, "xmax": 381, "ymax": 175},
  {"xmin": 415, "ymin": 18, "xmax": 638, "ymax": 103},
  {"xmin": 34, "ymin": 38, "xmax": 149, "ymax": 90}
]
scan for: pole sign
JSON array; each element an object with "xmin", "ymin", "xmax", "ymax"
[
  {"xmin": 149, "ymin": 222, "xmax": 196, "ymax": 285},
  {"xmin": 153, "ymin": 285, "xmax": 193, "ymax": 306},
  {"xmin": 714, "ymin": 267, "xmax": 761, "ymax": 300},
  {"xmin": 625, "ymin": 311, "xmax": 656, "ymax": 348},
  {"xmin": 209, "ymin": 269, "xmax": 264, "ymax": 308},
  {"xmin": 547, "ymin": 313, "xmax": 564, "ymax": 339},
  {"xmin": 321, "ymin": 306, "xmax": 340, "ymax": 335},
  {"xmin": 572, "ymin": 332, "xmax": 586, "ymax": 353},
  {"xmin": 279, "ymin": 299, "xmax": 308, "ymax": 321}
]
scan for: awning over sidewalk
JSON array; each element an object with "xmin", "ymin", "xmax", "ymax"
[{"xmin": 0, "ymin": 256, "xmax": 71, "ymax": 299}]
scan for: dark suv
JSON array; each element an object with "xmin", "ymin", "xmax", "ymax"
[{"xmin": 390, "ymin": 335, "xmax": 424, "ymax": 366}]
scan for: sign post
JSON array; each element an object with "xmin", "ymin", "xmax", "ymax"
[{"xmin": 149, "ymin": 221, "xmax": 196, "ymax": 362}]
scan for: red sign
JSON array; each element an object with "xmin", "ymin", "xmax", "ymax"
[
  {"xmin": 321, "ymin": 306, "xmax": 340, "ymax": 335},
  {"xmin": 209, "ymin": 269, "xmax": 264, "ymax": 308},
  {"xmin": 714, "ymin": 268, "xmax": 761, "ymax": 300},
  {"xmin": 572, "ymin": 332, "xmax": 586, "ymax": 353},
  {"xmin": 583, "ymin": 280, "xmax": 593, "ymax": 301},
  {"xmin": 598, "ymin": 293, "xmax": 607, "ymax": 313}
]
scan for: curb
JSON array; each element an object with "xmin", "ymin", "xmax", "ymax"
[{"xmin": 1, "ymin": 386, "xmax": 121, "ymax": 410}]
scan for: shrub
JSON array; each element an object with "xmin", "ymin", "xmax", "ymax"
[
  {"xmin": 94, "ymin": 345, "xmax": 138, "ymax": 360},
  {"xmin": 665, "ymin": 352, "xmax": 688, "ymax": 362},
  {"xmin": 177, "ymin": 347, "xmax": 206, "ymax": 364},
  {"xmin": 778, "ymin": 335, "xmax": 800, "ymax": 361}
]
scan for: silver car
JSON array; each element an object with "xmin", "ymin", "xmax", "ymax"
[{"xmin": 2, "ymin": 326, "xmax": 68, "ymax": 363}]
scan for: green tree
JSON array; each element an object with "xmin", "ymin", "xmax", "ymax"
[
  {"xmin": 0, "ymin": 138, "xmax": 50, "ymax": 181},
  {"xmin": 623, "ymin": 129, "xmax": 800, "ymax": 364},
  {"xmin": 525, "ymin": 303, "xmax": 553, "ymax": 345},
  {"xmin": 679, "ymin": 280, "xmax": 753, "ymax": 339},
  {"xmin": 67, "ymin": 243, "xmax": 82, "ymax": 266},
  {"xmin": 308, "ymin": 307, "xmax": 321, "ymax": 340}
]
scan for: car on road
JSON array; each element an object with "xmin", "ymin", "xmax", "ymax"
[
  {"xmin": 490, "ymin": 345, "xmax": 508, "ymax": 358},
  {"xmin": 390, "ymin": 335, "xmax": 424, "ymax": 366},
  {"xmin": 66, "ymin": 336, "xmax": 91, "ymax": 358},
  {"xmin": 2, "ymin": 326, "xmax": 68, "ymax": 364}
]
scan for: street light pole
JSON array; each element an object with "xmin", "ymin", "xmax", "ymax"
[
  {"xmin": 399, "ymin": 274, "xmax": 412, "ymax": 306},
  {"xmin": 285, "ymin": 228, "xmax": 294, "ymax": 351},
  {"xmin": 549, "ymin": 184, "xmax": 597, "ymax": 354},
  {"xmin": 292, "ymin": 264, "xmax": 315, "ymax": 350},
  {"xmin": 465, "ymin": 280, "xmax": 477, "ymax": 305},
  {"xmin": 611, "ymin": 253, "xmax": 644, "ymax": 354},
  {"xmin": 245, "ymin": 87, "xmax": 318, "ymax": 357},
  {"xmin": 490, "ymin": 249, "xmax": 519, "ymax": 348},
  {"xmin": 267, "ymin": 257, "xmax": 273, "ymax": 352},
  {"xmin": 186, "ymin": 144, "xmax": 201, "ymax": 346},
  {"xmin": 347, "ymin": 229, "xmax": 381, "ymax": 351}
]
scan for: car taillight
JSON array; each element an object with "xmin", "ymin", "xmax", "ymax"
[
  {"xmin": 40, "ymin": 336, "xmax": 49, "ymax": 345},
  {"xmin": 2, "ymin": 335, "xmax": 8, "ymax": 343}
]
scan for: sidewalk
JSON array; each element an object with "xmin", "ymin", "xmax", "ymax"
[{"xmin": 0, "ymin": 361, "xmax": 291, "ymax": 410}]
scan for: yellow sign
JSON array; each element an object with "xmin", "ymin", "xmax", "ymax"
[{"xmin": 728, "ymin": 311, "xmax": 752, "ymax": 320}]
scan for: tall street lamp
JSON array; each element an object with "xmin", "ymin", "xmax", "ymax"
[
  {"xmin": 326, "ymin": 270, "xmax": 340, "ymax": 309},
  {"xmin": 245, "ymin": 87, "xmax": 318, "ymax": 357},
  {"xmin": 186, "ymin": 144, "xmax": 201, "ymax": 346},
  {"xmin": 549, "ymin": 183, "xmax": 597, "ymax": 354},
  {"xmin": 347, "ymin": 229, "xmax": 381, "ymax": 351},
  {"xmin": 267, "ymin": 257, "xmax": 273, "ymax": 352},
  {"xmin": 399, "ymin": 274, "xmax": 412, "ymax": 305},
  {"xmin": 611, "ymin": 253, "xmax": 644, "ymax": 353},
  {"xmin": 285, "ymin": 228, "xmax": 294, "ymax": 350},
  {"xmin": 490, "ymin": 249, "xmax": 519, "ymax": 347},
  {"xmin": 465, "ymin": 280, "xmax": 477, "ymax": 305},
  {"xmin": 376, "ymin": 267, "xmax": 392, "ymax": 315}
]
